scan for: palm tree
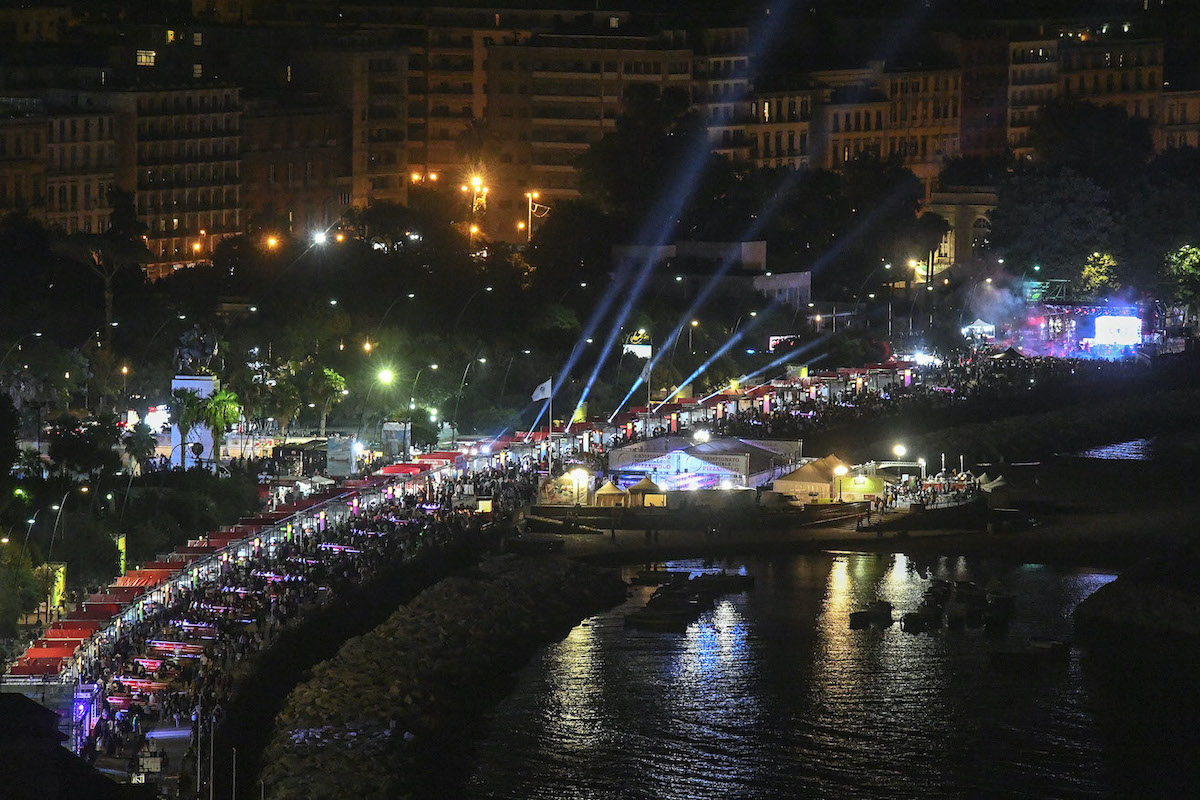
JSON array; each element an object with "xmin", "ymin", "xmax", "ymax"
[
  {"xmin": 122, "ymin": 421, "xmax": 157, "ymax": 474},
  {"xmin": 199, "ymin": 389, "xmax": 242, "ymax": 467},
  {"xmin": 308, "ymin": 367, "xmax": 346, "ymax": 437},
  {"xmin": 166, "ymin": 388, "xmax": 203, "ymax": 468}
]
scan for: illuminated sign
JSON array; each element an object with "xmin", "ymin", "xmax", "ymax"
[{"xmin": 622, "ymin": 330, "xmax": 651, "ymax": 359}]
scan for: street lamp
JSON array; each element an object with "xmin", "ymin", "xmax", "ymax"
[
  {"xmin": 452, "ymin": 356, "xmax": 487, "ymax": 444},
  {"xmin": 409, "ymin": 364, "xmax": 437, "ymax": 409},
  {"xmin": 834, "ymin": 464, "xmax": 848, "ymax": 502},
  {"xmin": 689, "ymin": 319, "xmax": 699, "ymax": 353},
  {"xmin": 525, "ymin": 190, "xmax": 539, "ymax": 243},
  {"xmin": 0, "ymin": 331, "xmax": 43, "ymax": 372},
  {"xmin": 893, "ymin": 443, "xmax": 906, "ymax": 458}
]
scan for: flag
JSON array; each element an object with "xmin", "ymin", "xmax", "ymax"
[{"xmin": 531, "ymin": 378, "xmax": 553, "ymax": 401}]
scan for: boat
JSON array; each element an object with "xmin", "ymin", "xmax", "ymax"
[
  {"xmin": 849, "ymin": 600, "xmax": 893, "ymax": 629},
  {"xmin": 625, "ymin": 571, "xmax": 752, "ymax": 632},
  {"xmin": 990, "ymin": 638, "xmax": 1071, "ymax": 671}
]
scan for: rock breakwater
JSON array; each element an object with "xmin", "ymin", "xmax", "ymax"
[{"xmin": 260, "ymin": 555, "xmax": 626, "ymax": 799}]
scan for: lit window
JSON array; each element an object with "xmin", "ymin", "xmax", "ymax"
[
  {"xmin": 193, "ymin": 32, "xmax": 203, "ymax": 46},
  {"xmin": 136, "ymin": 50, "xmax": 156, "ymax": 67},
  {"xmin": 166, "ymin": 30, "xmax": 175, "ymax": 44},
  {"xmin": 193, "ymin": 64, "xmax": 202, "ymax": 78}
]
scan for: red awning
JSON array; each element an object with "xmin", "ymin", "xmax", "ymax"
[{"xmin": 381, "ymin": 463, "xmax": 427, "ymax": 475}]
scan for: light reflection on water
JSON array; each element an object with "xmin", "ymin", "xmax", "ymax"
[{"xmin": 464, "ymin": 554, "xmax": 1133, "ymax": 799}]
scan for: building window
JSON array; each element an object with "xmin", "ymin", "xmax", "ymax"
[
  {"xmin": 136, "ymin": 50, "xmax": 156, "ymax": 67},
  {"xmin": 193, "ymin": 32, "xmax": 203, "ymax": 46},
  {"xmin": 166, "ymin": 30, "xmax": 175, "ymax": 44},
  {"xmin": 193, "ymin": 64, "xmax": 203, "ymax": 79}
]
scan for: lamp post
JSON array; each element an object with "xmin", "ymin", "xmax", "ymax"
[
  {"xmin": 689, "ymin": 320, "xmax": 699, "ymax": 353},
  {"xmin": 0, "ymin": 331, "xmax": 43, "ymax": 372},
  {"xmin": 834, "ymin": 464, "xmax": 848, "ymax": 502},
  {"xmin": 451, "ymin": 286, "xmax": 493, "ymax": 336},
  {"xmin": 360, "ymin": 369, "xmax": 395, "ymax": 451},
  {"xmin": 409, "ymin": 364, "xmax": 437, "ymax": 410},
  {"xmin": 45, "ymin": 486, "xmax": 88, "ymax": 621},
  {"xmin": 525, "ymin": 190, "xmax": 539, "ymax": 243},
  {"xmin": 452, "ymin": 356, "xmax": 487, "ymax": 445}
]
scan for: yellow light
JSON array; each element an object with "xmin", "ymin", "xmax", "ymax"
[
  {"xmin": 378, "ymin": 369, "xmax": 394, "ymax": 384},
  {"xmin": 460, "ymin": 185, "xmax": 468, "ymax": 192},
  {"xmin": 471, "ymin": 176, "xmax": 482, "ymax": 189},
  {"xmin": 199, "ymin": 229, "xmax": 206, "ymax": 235},
  {"xmin": 690, "ymin": 320, "xmax": 698, "ymax": 327},
  {"xmin": 335, "ymin": 233, "xmax": 345, "ymax": 242},
  {"xmin": 411, "ymin": 172, "xmax": 421, "ymax": 182},
  {"xmin": 267, "ymin": 236, "xmax": 278, "ymax": 249},
  {"xmin": 121, "ymin": 365, "xmax": 129, "ymax": 375},
  {"xmin": 470, "ymin": 225, "xmax": 479, "ymax": 234},
  {"xmin": 893, "ymin": 444, "xmax": 906, "ymax": 457},
  {"xmin": 80, "ymin": 486, "xmax": 89, "ymax": 493},
  {"xmin": 908, "ymin": 259, "xmax": 918, "ymax": 268},
  {"xmin": 834, "ymin": 465, "xmax": 848, "ymax": 477},
  {"xmin": 363, "ymin": 341, "xmax": 372, "ymax": 352},
  {"xmin": 192, "ymin": 242, "xmax": 201, "ymax": 252},
  {"xmin": 429, "ymin": 173, "xmax": 438, "ymax": 181},
  {"xmin": 517, "ymin": 221, "xmax": 526, "ymax": 230}
]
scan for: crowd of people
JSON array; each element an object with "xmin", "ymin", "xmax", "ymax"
[
  {"xmin": 65, "ymin": 460, "xmax": 538, "ymax": 795},
  {"xmin": 601, "ymin": 355, "xmax": 1150, "ymax": 446}
]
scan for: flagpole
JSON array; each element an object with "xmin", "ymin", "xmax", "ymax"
[{"xmin": 548, "ymin": 383, "xmax": 553, "ymax": 459}]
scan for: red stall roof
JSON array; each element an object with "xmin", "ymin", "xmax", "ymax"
[
  {"xmin": 45, "ymin": 627, "xmax": 96, "ymax": 641},
  {"xmin": 49, "ymin": 619, "xmax": 103, "ymax": 634},
  {"xmin": 381, "ymin": 463, "xmax": 427, "ymax": 475}
]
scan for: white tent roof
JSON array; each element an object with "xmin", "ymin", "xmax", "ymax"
[
  {"xmin": 595, "ymin": 480, "xmax": 628, "ymax": 496},
  {"xmin": 627, "ymin": 476, "xmax": 663, "ymax": 494}
]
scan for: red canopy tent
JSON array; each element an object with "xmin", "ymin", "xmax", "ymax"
[{"xmin": 380, "ymin": 463, "xmax": 427, "ymax": 475}]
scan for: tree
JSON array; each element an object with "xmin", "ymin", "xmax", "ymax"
[
  {"xmin": 988, "ymin": 170, "xmax": 1116, "ymax": 279},
  {"xmin": 1166, "ymin": 244, "xmax": 1200, "ymax": 309},
  {"xmin": 199, "ymin": 388, "xmax": 241, "ymax": 465},
  {"xmin": 577, "ymin": 83, "xmax": 703, "ymax": 231},
  {"xmin": 267, "ymin": 378, "xmax": 302, "ymax": 437},
  {"xmin": 1078, "ymin": 251, "xmax": 1120, "ymax": 296},
  {"xmin": 1028, "ymin": 100, "xmax": 1153, "ymax": 188},
  {"xmin": 167, "ymin": 388, "xmax": 204, "ymax": 467},
  {"xmin": 52, "ymin": 189, "xmax": 151, "ymax": 346},
  {"xmin": 123, "ymin": 421, "xmax": 158, "ymax": 473},
  {"xmin": 45, "ymin": 413, "xmax": 122, "ymax": 480}
]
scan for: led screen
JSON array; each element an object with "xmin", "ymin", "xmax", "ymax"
[{"xmin": 1092, "ymin": 315, "xmax": 1141, "ymax": 346}]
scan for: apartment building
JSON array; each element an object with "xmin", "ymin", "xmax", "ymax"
[
  {"xmin": 486, "ymin": 29, "xmax": 693, "ymax": 216},
  {"xmin": 1161, "ymin": 89, "xmax": 1200, "ymax": 149},
  {"xmin": 746, "ymin": 89, "xmax": 814, "ymax": 169},
  {"xmin": 45, "ymin": 110, "xmax": 116, "ymax": 234},
  {"xmin": 885, "ymin": 65, "xmax": 961, "ymax": 195},
  {"xmin": 693, "ymin": 26, "xmax": 753, "ymax": 161},
  {"xmin": 1008, "ymin": 38, "xmax": 1059, "ymax": 160},
  {"xmin": 0, "ymin": 111, "xmax": 46, "ymax": 218},
  {"xmin": 292, "ymin": 50, "xmax": 407, "ymax": 208},
  {"xmin": 52, "ymin": 85, "xmax": 242, "ymax": 280},
  {"xmin": 1058, "ymin": 33, "xmax": 1163, "ymax": 122},
  {"xmin": 240, "ymin": 97, "xmax": 350, "ymax": 236}
]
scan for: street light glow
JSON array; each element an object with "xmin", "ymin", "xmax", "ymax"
[
  {"xmin": 894, "ymin": 444, "xmax": 907, "ymax": 457},
  {"xmin": 313, "ymin": 231, "xmax": 327, "ymax": 245},
  {"xmin": 378, "ymin": 369, "xmax": 394, "ymax": 384}
]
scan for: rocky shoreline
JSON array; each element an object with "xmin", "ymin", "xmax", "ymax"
[
  {"xmin": 1074, "ymin": 539, "xmax": 1200, "ymax": 641},
  {"xmin": 259, "ymin": 555, "xmax": 626, "ymax": 799}
]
